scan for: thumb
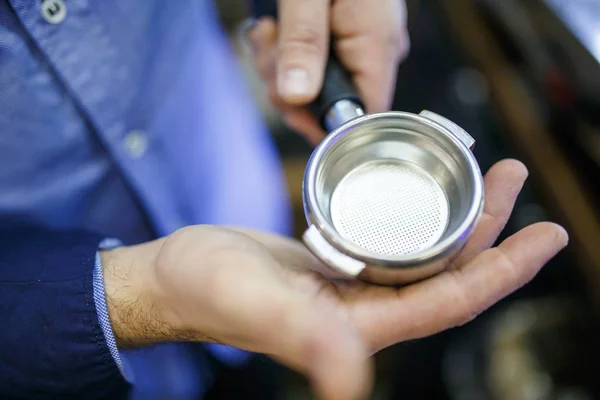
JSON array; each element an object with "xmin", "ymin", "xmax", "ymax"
[
  {"xmin": 277, "ymin": 0, "xmax": 330, "ymax": 104},
  {"xmin": 254, "ymin": 291, "xmax": 372, "ymax": 400}
]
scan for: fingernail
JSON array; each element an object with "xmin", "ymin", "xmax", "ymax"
[
  {"xmin": 279, "ymin": 68, "xmax": 310, "ymax": 98},
  {"xmin": 551, "ymin": 223, "xmax": 569, "ymax": 246}
]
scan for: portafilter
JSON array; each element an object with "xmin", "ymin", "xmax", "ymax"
[{"xmin": 252, "ymin": 2, "xmax": 484, "ymax": 286}]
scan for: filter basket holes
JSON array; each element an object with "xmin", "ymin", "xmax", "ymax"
[{"xmin": 329, "ymin": 160, "xmax": 450, "ymax": 255}]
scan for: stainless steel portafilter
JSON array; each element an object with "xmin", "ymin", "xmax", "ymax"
[{"xmin": 252, "ymin": 2, "xmax": 484, "ymax": 286}]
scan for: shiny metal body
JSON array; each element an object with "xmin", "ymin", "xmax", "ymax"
[
  {"xmin": 302, "ymin": 109, "xmax": 484, "ymax": 285},
  {"xmin": 324, "ymin": 99, "xmax": 365, "ymax": 132}
]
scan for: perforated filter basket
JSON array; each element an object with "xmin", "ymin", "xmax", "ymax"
[
  {"xmin": 249, "ymin": 0, "xmax": 484, "ymax": 285},
  {"xmin": 302, "ymin": 108, "xmax": 484, "ymax": 285}
]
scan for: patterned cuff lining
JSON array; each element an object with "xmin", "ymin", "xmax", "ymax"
[{"xmin": 92, "ymin": 238, "xmax": 133, "ymax": 383}]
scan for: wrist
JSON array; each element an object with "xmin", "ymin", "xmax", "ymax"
[{"xmin": 100, "ymin": 238, "xmax": 167, "ymax": 348}]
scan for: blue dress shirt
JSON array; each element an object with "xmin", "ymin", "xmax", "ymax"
[{"xmin": 0, "ymin": 0, "xmax": 291, "ymax": 398}]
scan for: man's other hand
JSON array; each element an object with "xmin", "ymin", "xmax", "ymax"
[
  {"xmin": 100, "ymin": 159, "xmax": 568, "ymax": 400},
  {"xmin": 247, "ymin": 0, "xmax": 410, "ymax": 145}
]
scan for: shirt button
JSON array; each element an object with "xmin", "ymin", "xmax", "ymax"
[
  {"xmin": 41, "ymin": 0, "xmax": 67, "ymax": 24},
  {"xmin": 123, "ymin": 130, "xmax": 148, "ymax": 159}
]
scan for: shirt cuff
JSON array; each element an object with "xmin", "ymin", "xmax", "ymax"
[
  {"xmin": 92, "ymin": 238, "xmax": 134, "ymax": 383},
  {"xmin": 93, "ymin": 239, "xmax": 252, "ymax": 376}
]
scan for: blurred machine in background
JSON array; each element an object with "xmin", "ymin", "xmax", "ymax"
[{"xmin": 217, "ymin": 0, "xmax": 600, "ymax": 399}]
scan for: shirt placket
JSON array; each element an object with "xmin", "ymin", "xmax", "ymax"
[{"xmin": 7, "ymin": 0, "xmax": 184, "ymax": 236}]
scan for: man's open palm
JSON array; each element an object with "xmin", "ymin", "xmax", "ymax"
[
  {"xmin": 235, "ymin": 158, "xmax": 566, "ymax": 348},
  {"xmin": 104, "ymin": 159, "xmax": 567, "ymax": 400}
]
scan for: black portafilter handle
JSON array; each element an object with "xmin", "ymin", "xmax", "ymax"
[{"xmin": 249, "ymin": 0, "xmax": 366, "ymax": 131}]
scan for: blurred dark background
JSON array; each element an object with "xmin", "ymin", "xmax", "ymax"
[{"xmin": 215, "ymin": 0, "xmax": 600, "ymax": 398}]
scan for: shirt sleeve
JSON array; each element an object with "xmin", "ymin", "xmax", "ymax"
[
  {"xmin": 0, "ymin": 226, "xmax": 130, "ymax": 399},
  {"xmin": 93, "ymin": 239, "xmax": 134, "ymax": 383}
]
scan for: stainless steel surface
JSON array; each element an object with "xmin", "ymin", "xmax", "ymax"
[
  {"xmin": 330, "ymin": 160, "xmax": 449, "ymax": 255},
  {"xmin": 324, "ymin": 99, "xmax": 365, "ymax": 132},
  {"xmin": 302, "ymin": 110, "xmax": 484, "ymax": 285},
  {"xmin": 420, "ymin": 110, "xmax": 476, "ymax": 149}
]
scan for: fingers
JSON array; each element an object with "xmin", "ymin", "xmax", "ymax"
[
  {"xmin": 360, "ymin": 222, "xmax": 568, "ymax": 351},
  {"xmin": 248, "ymin": 18, "xmax": 327, "ymax": 146},
  {"xmin": 247, "ymin": 17, "xmax": 278, "ymax": 82},
  {"xmin": 413, "ymin": 222, "xmax": 566, "ymax": 338},
  {"xmin": 424, "ymin": 222, "xmax": 567, "ymax": 336},
  {"xmin": 283, "ymin": 109, "xmax": 326, "ymax": 146},
  {"xmin": 277, "ymin": 0, "xmax": 330, "ymax": 104},
  {"xmin": 331, "ymin": 0, "xmax": 410, "ymax": 112},
  {"xmin": 452, "ymin": 159, "xmax": 529, "ymax": 267},
  {"xmin": 248, "ymin": 0, "xmax": 409, "ymax": 143},
  {"xmin": 333, "ymin": 37, "xmax": 404, "ymax": 113}
]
